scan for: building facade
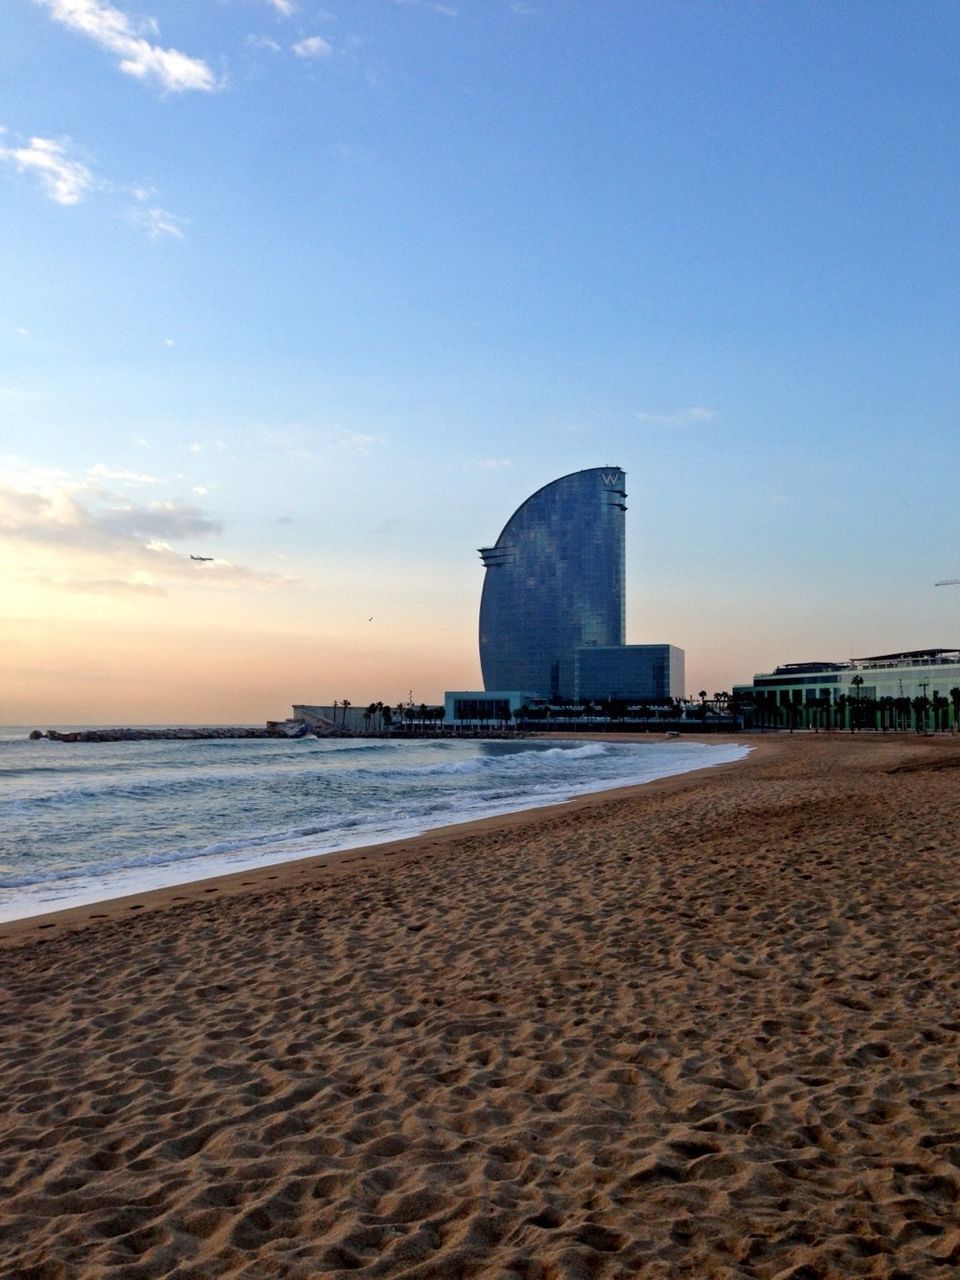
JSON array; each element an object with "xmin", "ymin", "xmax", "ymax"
[
  {"xmin": 443, "ymin": 690, "xmax": 538, "ymax": 726},
  {"xmin": 478, "ymin": 466, "xmax": 629, "ymax": 700},
  {"xmin": 574, "ymin": 644, "xmax": 685, "ymax": 703},
  {"xmin": 734, "ymin": 649, "xmax": 960, "ymax": 730}
]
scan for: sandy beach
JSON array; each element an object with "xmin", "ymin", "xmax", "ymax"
[{"xmin": 3, "ymin": 732, "xmax": 960, "ymax": 1278}]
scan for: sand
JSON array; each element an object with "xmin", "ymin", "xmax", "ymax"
[{"xmin": 2, "ymin": 732, "xmax": 959, "ymax": 1279}]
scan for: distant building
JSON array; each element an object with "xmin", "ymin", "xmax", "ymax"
[
  {"xmin": 293, "ymin": 703, "xmax": 443, "ymax": 732},
  {"xmin": 294, "ymin": 703, "xmax": 370, "ymax": 732},
  {"xmin": 734, "ymin": 649, "xmax": 960, "ymax": 729},
  {"xmin": 477, "ymin": 466, "xmax": 683, "ymax": 702},
  {"xmin": 443, "ymin": 690, "xmax": 539, "ymax": 726}
]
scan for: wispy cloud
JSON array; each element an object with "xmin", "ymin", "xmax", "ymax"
[
  {"xmin": 292, "ymin": 35, "xmax": 332, "ymax": 59},
  {"xmin": 635, "ymin": 406, "xmax": 718, "ymax": 426},
  {"xmin": 185, "ymin": 438, "xmax": 230, "ymax": 456},
  {"xmin": 129, "ymin": 201, "xmax": 186, "ymax": 239},
  {"xmin": 30, "ymin": 573, "xmax": 167, "ymax": 597},
  {"xmin": 263, "ymin": 0, "xmax": 295, "ymax": 14},
  {"xmin": 0, "ymin": 133, "xmax": 95, "ymax": 205},
  {"xmin": 246, "ymin": 33, "xmax": 281, "ymax": 52},
  {"xmin": 0, "ymin": 464, "xmax": 295, "ymax": 596},
  {"xmin": 262, "ymin": 427, "xmax": 384, "ymax": 460},
  {"xmin": 87, "ymin": 463, "xmax": 157, "ymax": 486},
  {"xmin": 32, "ymin": 0, "xmax": 217, "ymax": 93},
  {"xmin": 1, "ymin": 126, "xmax": 187, "ymax": 237},
  {"xmin": 392, "ymin": 0, "xmax": 458, "ymax": 14},
  {"xmin": 0, "ymin": 487, "xmax": 221, "ymax": 550}
]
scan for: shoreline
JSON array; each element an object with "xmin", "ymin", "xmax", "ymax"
[
  {"xmin": 5, "ymin": 732, "xmax": 960, "ymax": 1277},
  {"xmin": 0, "ymin": 733, "xmax": 757, "ymax": 943},
  {"xmin": 0, "ymin": 737, "xmax": 752, "ymax": 936}
]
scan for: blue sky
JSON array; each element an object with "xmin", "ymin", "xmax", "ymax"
[{"xmin": 2, "ymin": 0, "xmax": 960, "ymax": 721}]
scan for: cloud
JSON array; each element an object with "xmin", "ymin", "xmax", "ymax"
[
  {"xmin": 182, "ymin": 438, "xmax": 229, "ymax": 457},
  {"xmin": 28, "ymin": 573, "xmax": 167, "ymax": 596},
  {"xmin": 262, "ymin": 427, "xmax": 384, "ymax": 460},
  {"xmin": 32, "ymin": 0, "xmax": 217, "ymax": 92},
  {"xmin": 292, "ymin": 35, "xmax": 332, "ymax": 58},
  {"xmin": 1, "ymin": 127, "xmax": 187, "ymax": 237},
  {"xmin": 325, "ymin": 429, "xmax": 381, "ymax": 456},
  {"xmin": 0, "ymin": 134, "xmax": 95, "ymax": 205},
  {"xmin": 87, "ymin": 463, "xmax": 157, "ymax": 486},
  {"xmin": 635, "ymin": 406, "xmax": 718, "ymax": 426},
  {"xmin": 0, "ymin": 469, "xmax": 295, "ymax": 594},
  {"xmin": 129, "ymin": 203, "xmax": 186, "ymax": 239},
  {"xmin": 392, "ymin": 0, "xmax": 457, "ymax": 13},
  {"xmin": 263, "ymin": 0, "xmax": 295, "ymax": 14},
  {"xmin": 0, "ymin": 486, "xmax": 221, "ymax": 550},
  {"xmin": 246, "ymin": 33, "xmax": 281, "ymax": 52},
  {"xmin": 477, "ymin": 458, "xmax": 511, "ymax": 470}
]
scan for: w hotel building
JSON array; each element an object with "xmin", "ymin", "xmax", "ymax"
[{"xmin": 475, "ymin": 467, "xmax": 683, "ymax": 705}]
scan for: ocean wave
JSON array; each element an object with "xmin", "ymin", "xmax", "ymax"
[
  {"xmin": 0, "ymin": 739, "xmax": 750, "ymax": 916},
  {"xmin": 346, "ymin": 741, "xmax": 613, "ymax": 782},
  {"xmin": 0, "ymin": 814, "xmax": 367, "ymax": 889}
]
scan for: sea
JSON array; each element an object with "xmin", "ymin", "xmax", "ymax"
[{"xmin": 0, "ymin": 730, "xmax": 749, "ymax": 923}]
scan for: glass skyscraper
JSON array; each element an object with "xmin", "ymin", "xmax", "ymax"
[{"xmin": 478, "ymin": 467, "xmax": 628, "ymax": 699}]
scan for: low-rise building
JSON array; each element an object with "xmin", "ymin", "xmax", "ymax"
[
  {"xmin": 734, "ymin": 650, "xmax": 960, "ymax": 730},
  {"xmin": 443, "ymin": 690, "xmax": 539, "ymax": 727}
]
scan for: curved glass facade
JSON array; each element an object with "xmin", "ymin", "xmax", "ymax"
[{"xmin": 478, "ymin": 467, "xmax": 627, "ymax": 699}]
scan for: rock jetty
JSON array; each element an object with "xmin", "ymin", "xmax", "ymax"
[{"xmin": 29, "ymin": 718, "xmax": 351, "ymax": 743}]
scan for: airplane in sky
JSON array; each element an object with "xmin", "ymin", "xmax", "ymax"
[{"xmin": 190, "ymin": 555, "xmax": 214, "ymax": 562}]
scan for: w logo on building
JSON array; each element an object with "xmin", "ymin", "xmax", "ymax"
[{"xmin": 600, "ymin": 471, "xmax": 621, "ymax": 487}]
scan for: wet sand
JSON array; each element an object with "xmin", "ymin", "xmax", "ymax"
[{"xmin": 2, "ymin": 733, "xmax": 959, "ymax": 1278}]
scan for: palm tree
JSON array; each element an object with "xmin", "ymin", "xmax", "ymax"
[
  {"xmin": 850, "ymin": 675, "xmax": 864, "ymax": 732},
  {"xmin": 817, "ymin": 692, "xmax": 833, "ymax": 732},
  {"xmin": 912, "ymin": 694, "xmax": 930, "ymax": 734},
  {"xmin": 933, "ymin": 692, "xmax": 948, "ymax": 733}
]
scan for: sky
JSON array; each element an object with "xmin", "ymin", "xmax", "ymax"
[{"xmin": 2, "ymin": 0, "xmax": 960, "ymax": 724}]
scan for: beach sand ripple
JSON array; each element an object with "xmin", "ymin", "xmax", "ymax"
[{"xmin": 2, "ymin": 735, "xmax": 959, "ymax": 1277}]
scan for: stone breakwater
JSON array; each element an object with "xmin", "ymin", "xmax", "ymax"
[{"xmin": 28, "ymin": 719, "xmax": 350, "ymax": 743}]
